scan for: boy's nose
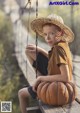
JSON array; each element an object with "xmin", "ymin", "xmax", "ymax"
[{"xmin": 46, "ymin": 34, "xmax": 50, "ymax": 40}]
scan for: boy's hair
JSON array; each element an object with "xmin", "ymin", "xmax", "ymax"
[{"xmin": 42, "ymin": 23, "xmax": 61, "ymax": 32}]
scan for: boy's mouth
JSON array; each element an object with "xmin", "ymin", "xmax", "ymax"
[{"xmin": 47, "ymin": 41, "xmax": 52, "ymax": 44}]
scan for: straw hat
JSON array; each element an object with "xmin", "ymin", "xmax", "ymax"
[{"xmin": 31, "ymin": 14, "xmax": 74, "ymax": 42}]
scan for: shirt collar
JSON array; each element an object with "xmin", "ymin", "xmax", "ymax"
[{"xmin": 48, "ymin": 41, "xmax": 66, "ymax": 53}]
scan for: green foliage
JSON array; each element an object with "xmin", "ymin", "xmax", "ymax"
[{"xmin": 0, "ymin": 10, "xmax": 27, "ymax": 113}]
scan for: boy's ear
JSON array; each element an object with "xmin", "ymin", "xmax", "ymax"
[{"xmin": 56, "ymin": 31, "xmax": 62, "ymax": 37}]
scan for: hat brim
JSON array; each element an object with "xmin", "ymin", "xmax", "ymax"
[{"xmin": 31, "ymin": 18, "xmax": 74, "ymax": 42}]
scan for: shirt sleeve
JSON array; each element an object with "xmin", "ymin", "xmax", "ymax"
[{"xmin": 55, "ymin": 46, "xmax": 68, "ymax": 66}]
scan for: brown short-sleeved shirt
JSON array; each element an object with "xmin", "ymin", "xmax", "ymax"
[{"xmin": 48, "ymin": 41, "xmax": 72, "ymax": 80}]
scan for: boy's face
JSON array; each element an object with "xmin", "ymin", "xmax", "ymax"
[{"xmin": 43, "ymin": 25, "xmax": 61, "ymax": 47}]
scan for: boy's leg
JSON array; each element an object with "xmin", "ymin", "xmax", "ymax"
[
  {"xmin": 18, "ymin": 51, "xmax": 48, "ymax": 113},
  {"xmin": 18, "ymin": 87, "xmax": 30, "ymax": 113},
  {"xmin": 26, "ymin": 51, "xmax": 48, "ymax": 76},
  {"xmin": 26, "ymin": 51, "xmax": 42, "ymax": 76}
]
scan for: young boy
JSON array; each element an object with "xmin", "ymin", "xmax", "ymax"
[{"xmin": 18, "ymin": 14, "xmax": 74, "ymax": 113}]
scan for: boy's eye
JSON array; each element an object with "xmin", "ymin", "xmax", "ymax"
[
  {"xmin": 43, "ymin": 33, "xmax": 47, "ymax": 37},
  {"xmin": 49, "ymin": 32, "xmax": 55, "ymax": 36},
  {"xmin": 43, "ymin": 32, "xmax": 55, "ymax": 37},
  {"xmin": 51, "ymin": 32, "xmax": 55, "ymax": 35}
]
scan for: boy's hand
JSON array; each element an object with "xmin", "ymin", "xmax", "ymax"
[
  {"xmin": 32, "ymin": 76, "xmax": 42, "ymax": 92},
  {"xmin": 25, "ymin": 44, "xmax": 40, "ymax": 60},
  {"xmin": 26, "ymin": 44, "xmax": 40, "ymax": 53}
]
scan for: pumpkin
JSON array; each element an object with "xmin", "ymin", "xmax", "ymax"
[{"xmin": 37, "ymin": 81, "xmax": 76, "ymax": 106}]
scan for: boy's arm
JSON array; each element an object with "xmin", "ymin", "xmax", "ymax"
[
  {"xmin": 38, "ymin": 47, "xmax": 48, "ymax": 57},
  {"xmin": 26, "ymin": 44, "xmax": 48, "ymax": 57},
  {"xmin": 32, "ymin": 64, "xmax": 70, "ymax": 92},
  {"xmin": 38, "ymin": 64, "xmax": 70, "ymax": 82}
]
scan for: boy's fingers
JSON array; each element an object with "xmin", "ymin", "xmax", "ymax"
[
  {"xmin": 27, "ymin": 44, "xmax": 36, "ymax": 47},
  {"xmin": 26, "ymin": 46, "xmax": 35, "ymax": 50},
  {"xmin": 26, "ymin": 49, "xmax": 36, "ymax": 53},
  {"xmin": 28, "ymin": 44, "xmax": 35, "ymax": 46},
  {"xmin": 32, "ymin": 86, "xmax": 36, "ymax": 92}
]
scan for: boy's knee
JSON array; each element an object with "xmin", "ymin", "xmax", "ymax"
[
  {"xmin": 18, "ymin": 88, "xmax": 28, "ymax": 98},
  {"xmin": 18, "ymin": 89, "xmax": 23, "ymax": 98}
]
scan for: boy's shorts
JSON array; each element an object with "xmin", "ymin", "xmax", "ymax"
[{"xmin": 28, "ymin": 52, "xmax": 48, "ymax": 99}]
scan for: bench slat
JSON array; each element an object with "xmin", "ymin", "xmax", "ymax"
[
  {"xmin": 62, "ymin": 101, "xmax": 80, "ymax": 113},
  {"xmin": 75, "ymin": 96, "xmax": 80, "ymax": 104},
  {"xmin": 39, "ymin": 101, "xmax": 66, "ymax": 113},
  {"xmin": 39, "ymin": 100, "xmax": 80, "ymax": 113},
  {"xmin": 73, "ymin": 75, "xmax": 80, "ymax": 87}
]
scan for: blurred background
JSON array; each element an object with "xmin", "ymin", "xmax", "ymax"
[{"xmin": 0, "ymin": 0, "xmax": 80, "ymax": 113}]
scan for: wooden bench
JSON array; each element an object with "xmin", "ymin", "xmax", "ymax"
[
  {"xmin": 27, "ymin": 94, "xmax": 80, "ymax": 113},
  {"xmin": 39, "ymin": 99, "xmax": 80, "ymax": 113},
  {"xmin": 39, "ymin": 87, "xmax": 80, "ymax": 113}
]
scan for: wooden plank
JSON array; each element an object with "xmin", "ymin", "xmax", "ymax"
[
  {"xmin": 75, "ymin": 95, "xmax": 80, "ymax": 104},
  {"xmin": 27, "ymin": 106, "xmax": 39, "ymax": 111},
  {"xmin": 73, "ymin": 55, "xmax": 80, "ymax": 62},
  {"xmin": 39, "ymin": 100, "xmax": 80, "ymax": 113},
  {"xmin": 62, "ymin": 101, "xmax": 80, "ymax": 113},
  {"xmin": 73, "ymin": 75, "xmax": 80, "ymax": 88},
  {"xmin": 76, "ymin": 86, "xmax": 80, "ymax": 94},
  {"xmin": 73, "ymin": 64, "xmax": 80, "ymax": 70},
  {"xmin": 39, "ymin": 101, "xmax": 66, "ymax": 113},
  {"xmin": 75, "ymin": 86, "xmax": 80, "ymax": 104},
  {"xmin": 73, "ymin": 67, "xmax": 80, "ymax": 78}
]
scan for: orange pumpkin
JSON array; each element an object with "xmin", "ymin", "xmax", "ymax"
[{"xmin": 37, "ymin": 81, "xmax": 76, "ymax": 106}]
